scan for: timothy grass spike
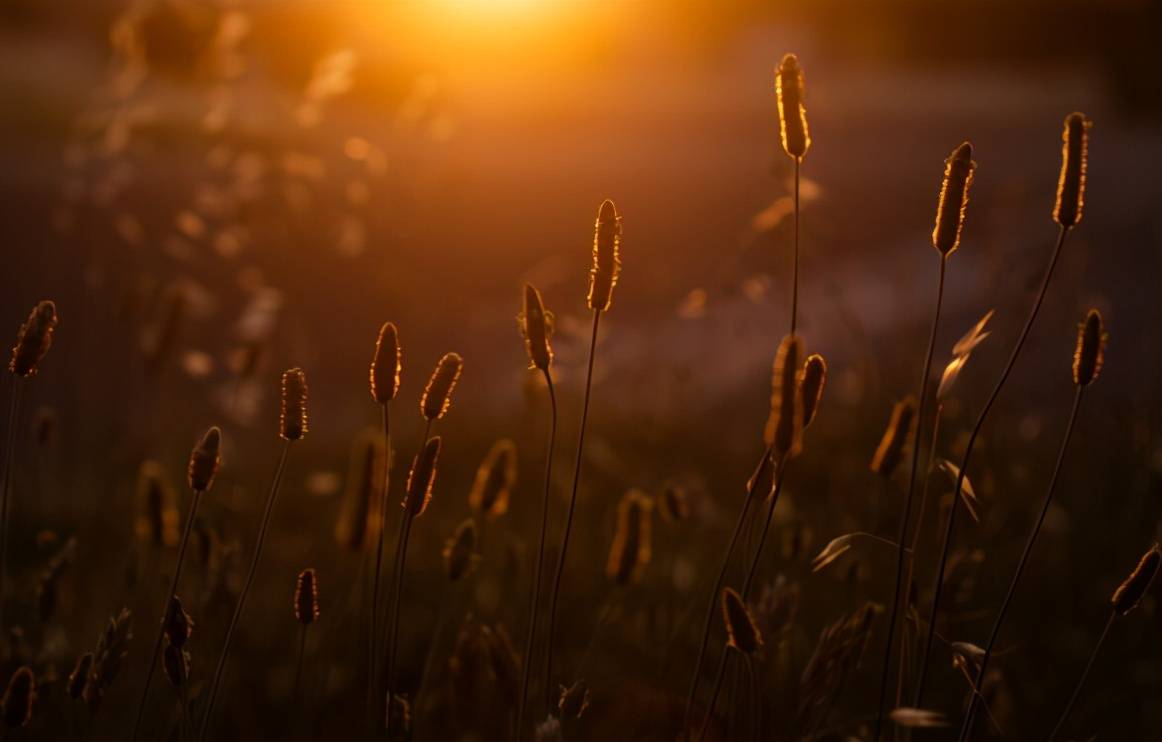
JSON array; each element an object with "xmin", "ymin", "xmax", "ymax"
[
  {"xmin": 443, "ymin": 519, "xmax": 479, "ymax": 582},
  {"xmin": 370, "ymin": 322, "xmax": 402, "ymax": 404},
  {"xmin": 763, "ymin": 333, "xmax": 804, "ymax": 457},
  {"xmin": 588, "ymin": 199, "xmax": 622, "ymax": 312},
  {"xmin": 188, "ymin": 426, "xmax": 222, "ymax": 493},
  {"xmin": 776, "ymin": 53, "xmax": 810, "ymax": 159},
  {"xmin": 295, "ymin": 568, "xmax": 320, "ymax": 625},
  {"xmin": 421, "ymin": 353, "xmax": 463, "ymax": 421},
  {"xmin": 468, "ymin": 439, "xmax": 517, "ymax": 518},
  {"xmin": 1, "ymin": 667, "xmax": 36, "ymax": 728},
  {"xmin": 932, "ymin": 142, "xmax": 975, "ymax": 256},
  {"xmin": 9, "ymin": 300, "xmax": 58, "ymax": 378},
  {"xmin": 405, "ymin": 436, "xmax": 442, "ymax": 518},
  {"xmin": 279, "ymin": 367, "xmax": 309, "ymax": 441},
  {"xmin": 521, "ymin": 284, "xmax": 554, "ymax": 371},
  {"xmin": 1072, "ymin": 309, "xmax": 1106, "ymax": 387},
  {"xmin": 800, "ymin": 353, "xmax": 827, "ymax": 429},
  {"xmin": 870, "ymin": 397, "xmax": 916, "ymax": 479},
  {"xmin": 606, "ymin": 489, "xmax": 653, "ymax": 585},
  {"xmin": 1054, "ymin": 112, "xmax": 1091, "ymax": 227}
]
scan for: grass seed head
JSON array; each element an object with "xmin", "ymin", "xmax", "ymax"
[
  {"xmin": 295, "ymin": 568, "xmax": 320, "ymax": 625},
  {"xmin": 335, "ymin": 431, "xmax": 385, "ymax": 553},
  {"xmin": 932, "ymin": 142, "xmax": 975, "ymax": 256},
  {"xmin": 606, "ymin": 489, "xmax": 653, "ymax": 585},
  {"xmin": 421, "ymin": 352, "xmax": 463, "ymax": 421},
  {"xmin": 721, "ymin": 587, "xmax": 763, "ymax": 654},
  {"xmin": 1072, "ymin": 309, "xmax": 1106, "ymax": 386},
  {"xmin": 871, "ymin": 397, "xmax": 917, "ymax": 479},
  {"xmin": 468, "ymin": 439, "xmax": 517, "ymax": 518},
  {"xmin": 588, "ymin": 199, "xmax": 622, "ymax": 312},
  {"xmin": 66, "ymin": 653, "xmax": 92, "ymax": 701},
  {"xmin": 1, "ymin": 667, "xmax": 36, "ymax": 728},
  {"xmin": 800, "ymin": 353, "xmax": 827, "ymax": 429},
  {"xmin": 188, "ymin": 426, "xmax": 222, "ymax": 493},
  {"xmin": 279, "ymin": 367, "xmax": 309, "ymax": 441},
  {"xmin": 1054, "ymin": 112, "xmax": 1091, "ymax": 227},
  {"xmin": 370, "ymin": 322, "xmax": 402, "ymax": 404},
  {"xmin": 9, "ymin": 300, "xmax": 58, "ymax": 378},
  {"xmin": 764, "ymin": 334, "xmax": 804, "ymax": 458},
  {"xmin": 521, "ymin": 284, "xmax": 554, "ymax": 371},
  {"xmin": 1112, "ymin": 543, "xmax": 1161, "ymax": 616},
  {"xmin": 656, "ymin": 483, "xmax": 690, "ymax": 523},
  {"xmin": 163, "ymin": 595, "xmax": 193, "ymax": 648},
  {"xmin": 776, "ymin": 53, "xmax": 810, "ymax": 159},
  {"xmin": 443, "ymin": 519, "xmax": 479, "ymax": 582},
  {"xmin": 405, "ymin": 436, "xmax": 442, "ymax": 517}
]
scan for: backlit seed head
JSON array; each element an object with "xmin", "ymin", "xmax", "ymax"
[
  {"xmin": 721, "ymin": 587, "xmax": 763, "ymax": 654},
  {"xmin": 295, "ymin": 568, "xmax": 320, "ymax": 625},
  {"xmin": 520, "ymin": 284, "xmax": 554, "ymax": 371},
  {"xmin": 1054, "ymin": 112, "xmax": 1091, "ymax": 227},
  {"xmin": 187, "ymin": 426, "xmax": 222, "ymax": 493},
  {"xmin": 1, "ymin": 667, "xmax": 36, "ymax": 728},
  {"xmin": 443, "ymin": 519, "xmax": 479, "ymax": 582},
  {"xmin": 420, "ymin": 353, "xmax": 463, "ymax": 421},
  {"xmin": 1111, "ymin": 543, "xmax": 1161, "ymax": 616},
  {"xmin": 606, "ymin": 489, "xmax": 653, "ymax": 585},
  {"xmin": 764, "ymin": 334, "xmax": 804, "ymax": 458},
  {"xmin": 1072, "ymin": 309, "xmax": 1106, "ymax": 386},
  {"xmin": 163, "ymin": 595, "xmax": 193, "ymax": 648},
  {"xmin": 468, "ymin": 439, "xmax": 517, "ymax": 518},
  {"xmin": 588, "ymin": 199, "xmax": 622, "ymax": 312},
  {"xmin": 10, "ymin": 300, "xmax": 58, "ymax": 378},
  {"xmin": 776, "ymin": 53, "xmax": 810, "ymax": 159},
  {"xmin": 66, "ymin": 653, "xmax": 92, "ymax": 701},
  {"xmin": 370, "ymin": 322, "xmax": 401, "ymax": 404},
  {"xmin": 932, "ymin": 142, "xmax": 975, "ymax": 256},
  {"xmin": 279, "ymin": 367, "xmax": 309, "ymax": 441},
  {"xmin": 800, "ymin": 354, "xmax": 827, "ymax": 429},
  {"xmin": 405, "ymin": 436, "xmax": 442, "ymax": 518},
  {"xmin": 870, "ymin": 397, "xmax": 916, "ymax": 479}
]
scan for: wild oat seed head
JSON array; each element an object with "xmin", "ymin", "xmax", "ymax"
[
  {"xmin": 1072, "ymin": 309, "xmax": 1106, "ymax": 386},
  {"xmin": 1112, "ymin": 543, "xmax": 1161, "ymax": 616},
  {"xmin": 1054, "ymin": 112, "xmax": 1091, "ymax": 227},
  {"xmin": 295, "ymin": 568, "xmax": 320, "ymax": 625},
  {"xmin": 370, "ymin": 322, "xmax": 402, "ymax": 404},
  {"xmin": 1, "ymin": 667, "xmax": 36, "ymax": 728},
  {"xmin": 557, "ymin": 680, "xmax": 590, "ymax": 720},
  {"xmin": 932, "ymin": 142, "xmax": 975, "ymax": 256},
  {"xmin": 66, "ymin": 653, "xmax": 92, "ymax": 701},
  {"xmin": 163, "ymin": 595, "xmax": 193, "ymax": 648},
  {"xmin": 279, "ymin": 367, "xmax": 309, "ymax": 441},
  {"xmin": 468, "ymin": 439, "xmax": 517, "ymax": 518},
  {"xmin": 520, "ymin": 284, "xmax": 554, "ymax": 371},
  {"xmin": 421, "ymin": 352, "xmax": 463, "ymax": 421},
  {"xmin": 776, "ymin": 53, "xmax": 810, "ymax": 159},
  {"xmin": 9, "ymin": 300, "xmax": 58, "ymax": 378},
  {"xmin": 764, "ymin": 334, "xmax": 804, "ymax": 458},
  {"xmin": 588, "ymin": 199, "xmax": 622, "ymax": 312},
  {"xmin": 606, "ymin": 489, "xmax": 653, "ymax": 585},
  {"xmin": 405, "ymin": 436, "xmax": 442, "ymax": 517},
  {"xmin": 188, "ymin": 426, "xmax": 222, "ymax": 493},
  {"xmin": 870, "ymin": 397, "xmax": 917, "ymax": 479},
  {"xmin": 800, "ymin": 353, "xmax": 827, "ymax": 429},
  {"xmin": 443, "ymin": 519, "xmax": 479, "ymax": 582},
  {"xmin": 721, "ymin": 587, "xmax": 763, "ymax": 654}
]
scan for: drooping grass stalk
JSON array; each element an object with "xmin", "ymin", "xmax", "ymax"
[
  {"xmin": 515, "ymin": 284, "xmax": 557, "ymax": 739},
  {"xmin": 543, "ymin": 309, "xmax": 601, "ymax": 708},
  {"xmin": 916, "ymin": 111, "xmax": 1089, "ymax": 707},
  {"xmin": 958, "ymin": 388, "xmax": 1088, "ymax": 739},
  {"xmin": 0, "ymin": 383, "xmax": 24, "ymax": 639},
  {"xmin": 1046, "ymin": 611, "xmax": 1112, "ymax": 742},
  {"xmin": 130, "ymin": 426, "xmax": 220, "ymax": 742}
]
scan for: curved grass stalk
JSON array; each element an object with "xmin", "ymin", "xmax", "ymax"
[
  {"xmin": 198, "ymin": 440, "xmax": 292, "ymax": 741},
  {"xmin": 543, "ymin": 310, "xmax": 601, "ymax": 710},
  {"xmin": 1046, "ymin": 611, "xmax": 1115, "ymax": 742},
  {"xmin": 515, "ymin": 369, "xmax": 557, "ymax": 740},
  {"xmin": 957, "ymin": 387, "xmax": 1085, "ymax": 740},
  {"xmin": 367, "ymin": 402, "xmax": 392, "ymax": 722},
  {"xmin": 914, "ymin": 225, "xmax": 1072, "ymax": 707},
  {"xmin": 874, "ymin": 256, "xmax": 947, "ymax": 740}
]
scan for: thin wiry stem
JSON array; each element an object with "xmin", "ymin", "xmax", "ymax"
[
  {"xmin": 745, "ymin": 653, "xmax": 759, "ymax": 742},
  {"xmin": 1047, "ymin": 610, "xmax": 1115, "ymax": 742},
  {"xmin": 958, "ymin": 386, "xmax": 1085, "ymax": 741},
  {"xmin": 383, "ymin": 509, "xmax": 414, "ymax": 733},
  {"xmin": 516, "ymin": 369, "xmax": 557, "ymax": 740},
  {"xmin": 129, "ymin": 487, "xmax": 204, "ymax": 742},
  {"xmin": 915, "ymin": 224, "xmax": 1072, "ymax": 707},
  {"xmin": 791, "ymin": 157, "xmax": 801, "ymax": 336},
  {"xmin": 544, "ymin": 310, "xmax": 601, "ymax": 710},
  {"xmin": 874, "ymin": 256, "xmax": 946, "ymax": 740},
  {"xmin": 199, "ymin": 440, "xmax": 292, "ymax": 741},
  {"xmin": 697, "ymin": 461, "xmax": 787, "ymax": 742},
  {"xmin": 0, "ymin": 382, "xmax": 24, "ymax": 638},
  {"xmin": 412, "ymin": 586, "xmax": 452, "ymax": 724},
  {"xmin": 367, "ymin": 402, "xmax": 392, "ymax": 723},
  {"xmin": 680, "ymin": 473, "xmax": 758, "ymax": 739},
  {"xmin": 293, "ymin": 623, "xmax": 309, "ymax": 707}
]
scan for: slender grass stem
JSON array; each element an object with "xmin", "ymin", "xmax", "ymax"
[
  {"xmin": 412, "ymin": 587, "xmax": 452, "ymax": 722},
  {"xmin": 383, "ymin": 509, "xmax": 414, "ymax": 733},
  {"xmin": 367, "ymin": 402, "xmax": 392, "ymax": 722},
  {"xmin": 745, "ymin": 654, "xmax": 759, "ymax": 742},
  {"xmin": 544, "ymin": 310, "xmax": 601, "ymax": 710},
  {"xmin": 199, "ymin": 440, "xmax": 292, "ymax": 741},
  {"xmin": 129, "ymin": 486, "xmax": 204, "ymax": 742},
  {"xmin": 516, "ymin": 369, "xmax": 557, "ymax": 740},
  {"xmin": 293, "ymin": 623, "xmax": 309, "ymax": 707},
  {"xmin": 680, "ymin": 478, "xmax": 757, "ymax": 738},
  {"xmin": 697, "ymin": 461, "xmax": 787, "ymax": 741},
  {"xmin": 1047, "ymin": 611, "xmax": 1115, "ymax": 742},
  {"xmin": 791, "ymin": 157, "xmax": 801, "ymax": 335},
  {"xmin": 874, "ymin": 257, "xmax": 946, "ymax": 740},
  {"xmin": 0, "ymin": 381, "xmax": 24, "ymax": 638},
  {"xmin": 958, "ymin": 386, "xmax": 1085, "ymax": 741},
  {"xmin": 915, "ymin": 224, "xmax": 1071, "ymax": 706}
]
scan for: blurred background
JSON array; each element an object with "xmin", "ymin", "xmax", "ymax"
[{"xmin": 1, "ymin": 0, "xmax": 1161, "ymax": 739}]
